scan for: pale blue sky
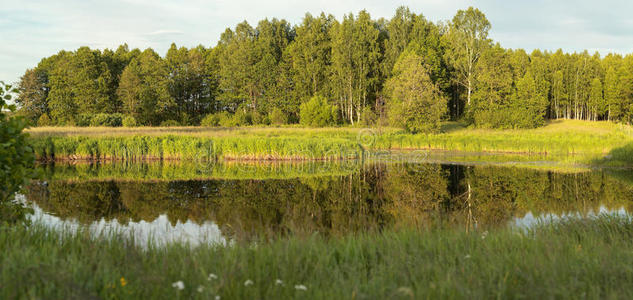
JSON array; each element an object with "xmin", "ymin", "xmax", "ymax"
[{"xmin": 2, "ymin": 0, "xmax": 633, "ymax": 85}]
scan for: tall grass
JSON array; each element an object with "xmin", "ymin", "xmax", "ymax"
[
  {"xmin": 27, "ymin": 120, "xmax": 633, "ymax": 163},
  {"xmin": 30, "ymin": 135, "xmax": 363, "ymax": 161},
  {"xmin": 3, "ymin": 215, "xmax": 633, "ymax": 299}
]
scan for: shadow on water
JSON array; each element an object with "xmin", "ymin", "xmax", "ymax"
[{"xmin": 22, "ymin": 159, "xmax": 633, "ymax": 245}]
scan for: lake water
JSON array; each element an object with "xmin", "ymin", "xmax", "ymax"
[{"xmin": 22, "ymin": 157, "xmax": 633, "ymax": 246}]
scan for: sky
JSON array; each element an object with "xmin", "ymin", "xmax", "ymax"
[{"xmin": 2, "ymin": 0, "xmax": 633, "ymax": 85}]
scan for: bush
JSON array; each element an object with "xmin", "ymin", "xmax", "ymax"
[
  {"xmin": 200, "ymin": 113, "xmax": 220, "ymax": 127},
  {"xmin": 90, "ymin": 113, "xmax": 123, "ymax": 127},
  {"xmin": 160, "ymin": 120, "xmax": 180, "ymax": 127},
  {"xmin": 299, "ymin": 96, "xmax": 338, "ymax": 127},
  {"xmin": 360, "ymin": 108, "xmax": 378, "ymax": 126},
  {"xmin": 217, "ymin": 112, "xmax": 234, "ymax": 127},
  {"xmin": 233, "ymin": 109, "xmax": 253, "ymax": 126},
  {"xmin": 76, "ymin": 114, "xmax": 92, "ymax": 127},
  {"xmin": 37, "ymin": 113, "xmax": 52, "ymax": 127},
  {"xmin": 122, "ymin": 116, "xmax": 137, "ymax": 127},
  {"xmin": 0, "ymin": 81, "xmax": 36, "ymax": 224},
  {"xmin": 269, "ymin": 108, "xmax": 288, "ymax": 125},
  {"xmin": 251, "ymin": 111, "xmax": 269, "ymax": 125}
]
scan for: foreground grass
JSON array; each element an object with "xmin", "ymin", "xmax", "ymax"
[
  {"xmin": 3, "ymin": 215, "xmax": 633, "ymax": 299},
  {"xmin": 26, "ymin": 120, "xmax": 633, "ymax": 164}
]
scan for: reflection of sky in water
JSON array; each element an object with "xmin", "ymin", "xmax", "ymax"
[
  {"xmin": 512, "ymin": 206, "xmax": 631, "ymax": 229},
  {"xmin": 17, "ymin": 194, "xmax": 227, "ymax": 247}
]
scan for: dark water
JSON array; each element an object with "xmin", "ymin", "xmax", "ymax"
[{"xmin": 22, "ymin": 160, "xmax": 633, "ymax": 245}]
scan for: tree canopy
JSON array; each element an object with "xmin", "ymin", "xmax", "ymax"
[{"xmin": 14, "ymin": 6, "xmax": 633, "ymax": 129}]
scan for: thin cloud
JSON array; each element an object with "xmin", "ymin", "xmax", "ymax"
[
  {"xmin": 147, "ymin": 30, "xmax": 185, "ymax": 36},
  {"xmin": 2, "ymin": 0, "xmax": 633, "ymax": 85}
]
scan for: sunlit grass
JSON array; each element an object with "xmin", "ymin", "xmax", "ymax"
[{"xmin": 26, "ymin": 120, "xmax": 633, "ymax": 164}]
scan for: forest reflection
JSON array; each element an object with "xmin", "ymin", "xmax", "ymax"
[{"xmin": 25, "ymin": 161, "xmax": 633, "ymax": 242}]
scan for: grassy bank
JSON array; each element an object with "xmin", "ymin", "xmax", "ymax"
[
  {"xmin": 29, "ymin": 135, "xmax": 363, "ymax": 161},
  {"xmin": 3, "ymin": 215, "xmax": 633, "ymax": 299},
  {"xmin": 26, "ymin": 120, "xmax": 633, "ymax": 163}
]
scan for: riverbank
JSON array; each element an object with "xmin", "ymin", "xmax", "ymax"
[
  {"xmin": 26, "ymin": 120, "xmax": 633, "ymax": 165},
  {"xmin": 3, "ymin": 215, "xmax": 633, "ymax": 299}
]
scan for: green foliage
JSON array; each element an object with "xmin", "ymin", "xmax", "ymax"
[
  {"xmin": 444, "ymin": 7, "xmax": 491, "ymax": 108},
  {"xmin": 166, "ymin": 44, "xmax": 215, "ymax": 125},
  {"xmin": 360, "ymin": 109, "xmax": 378, "ymax": 126},
  {"xmin": 0, "ymin": 81, "xmax": 36, "ymax": 224},
  {"xmin": 200, "ymin": 113, "xmax": 220, "ymax": 127},
  {"xmin": 75, "ymin": 114, "xmax": 92, "ymax": 127},
  {"xmin": 470, "ymin": 46, "xmax": 547, "ymax": 129},
  {"xmin": 287, "ymin": 13, "xmax": 334, "ymax": 102},
  {"xmin": 512, "ymin": 71, "xmax": 548, "ymax": 128},
  {"xmin": 15, "ymin": 68, "xmax": 48, "ymax": 124},
  {"xmin": 268, "ymin": 108, "xmax": 288, "ymax": 125},
  {"xmin": 36, "ymin": 113, "xmax": 52, "ymax": 127},
  {"xmin": 90, "ymin": 113, "xmax": 123, "ymax": 127},
  {"xmin": 122, "ymin": 115, "xmax": 137, "ymax": 127},
  {"xmin": 217, "ymin": 111, "xmax": 235, "ymax": 127},
  {"xmin": 200, "ymin": 110, "xmax": 257, "ymax": 127},
  {"xmin": 330, "ymin": 10, "xmax": 381, "ymax": 124},
  {"xmin": 231, "ymin": 109, "xmax": 253, "ymax": 127},
  {"xmin": 14, "ymin": 7, "xmax": 633, "ymax": 129},
  {"xmin": 118, "ymin": 49, "xmax": 174, "ymax": 126},
  {"xmin": 159, "ymin": 120, "xmax": 180, "ymax": 127},
  {"xmin": 299, "ymin": 96, "xmax": 338, "ymax": 127},
  {"xmin": 385, "ymin": 51, "xmax": 446, "ymax": 133}
]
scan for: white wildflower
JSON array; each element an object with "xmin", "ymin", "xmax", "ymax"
[
  {"xmin": 197, "ymin": 285, "xmax": 204, "ymax": 293},
  {"xmin": 244, "ymin": 279, "xmax": 254, "ymax": 286},
  {"xmin": 172, "ymin": 281, "xmax": 185, "ymax": 290},
  {"xmin": 275, "ymin": 279, "xmax": 284, "ymax": 285},
  {"xmin": 464, "ymin": 254, "xmax": 471, "ymax": 259},
  {"xmin": 294, "ymin": 284, "xmax": 308, "ymax": 291},
  {"xmin": 215, "ymin": 296, "xmax": 221, "ymax": 300},
  {"xmin": 481, "ymin": 231, "xmax": 488, "ymax": 239},
  {"xmin": 208, "ymin": 273, "xmax": 218, "ymax": 281}
]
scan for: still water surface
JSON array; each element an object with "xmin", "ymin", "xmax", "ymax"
[{"xmin": 22, "ymin": 159, "xmax": 633, "ymax": 246}]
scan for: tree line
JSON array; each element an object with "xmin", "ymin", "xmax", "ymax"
[{"xmin": 14, "ymin": 6, "xmax": 633, "ymax": 131}]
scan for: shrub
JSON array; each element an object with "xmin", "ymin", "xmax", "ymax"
[
  {"xmin": 90, "ymin": 113, "xmax": 123, "ymax": 127},
  {"xmin": 269, "ymin": 108, "xmax": 288, "ymax": 125},
  {"xmin": 251, "ymin": 111, "xmax": 269, "ymax": 125},
  {"xmin": 360, "ymin": 108, "xmax": 378, "ymax": 126},
  {"xmin": 160, "ymin": 120, "xmax": 180, "ymax": 127},
  {"xmin": 37, "ymin": 113, "xmax": 52, "ymax": 127},
  {"xmin": 233, "ymin": 109, "xmax": 253, "ymax": 126},
  {"xmin": 218, "ymin": 112, "xmax": 234, "ymax": 127},
  {"xmin": 200, "ymin": 113, "xmax": 220, "ymax": 127},
  {"xmin": 76, "ymin": 114, "xmax": 93, "ymax": 127},
  {"xmin": 122, "ymin": 116, "xmax": 137, "ymax": 127},
  {"xmin": 299, "ymin": 96, "xmax": 338, "ymax": 127},
  {"xmin": 0, "ymin": 81, "xmax": 36, "ymax": 224}
]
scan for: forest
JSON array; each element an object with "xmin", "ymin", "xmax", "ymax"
[{"xmin": 14, "ymin": 6, "xmax": 633, "ymax": 132}]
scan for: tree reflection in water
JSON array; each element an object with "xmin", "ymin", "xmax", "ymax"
[{"xmin": 24, "ymin": 161, "xmax": 633, "ymax": 243}]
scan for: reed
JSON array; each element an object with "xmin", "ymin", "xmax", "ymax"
[
  {"xmin": 29, "ymin": 135, "xmax": 363, "ymax": 161},
  {"xmin": 27, "ymin": 120, "xmax": 633, "ymax": 163}
]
